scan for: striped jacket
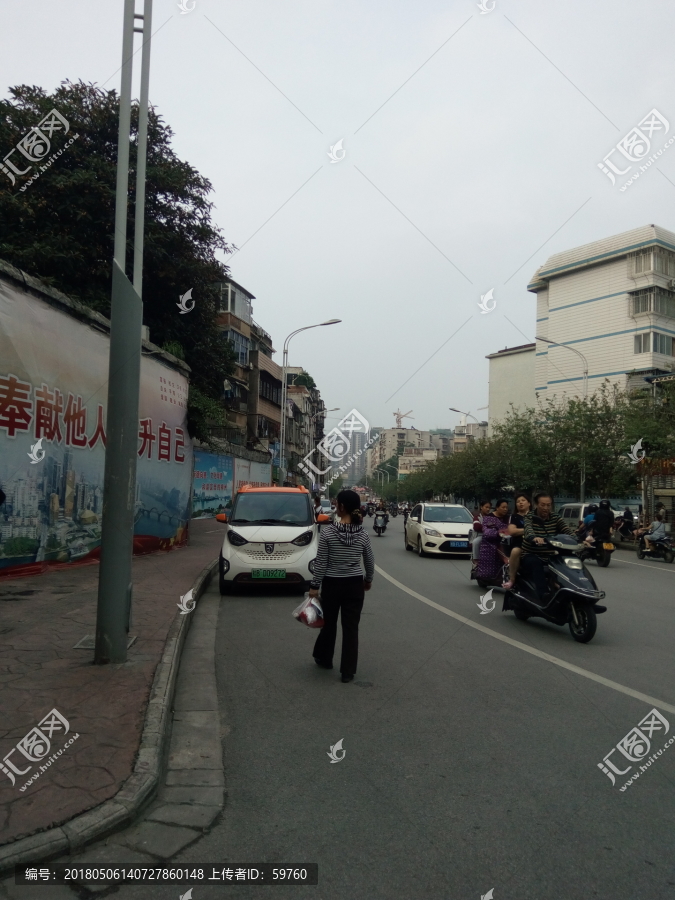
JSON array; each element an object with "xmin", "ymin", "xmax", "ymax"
[
  {"xmin": 309, "ymin": 522, "xmax": 375, "ymax": 589},
  {"xmin": 522, "ymin": 510, "xmax": 574, "ymax": 556}
]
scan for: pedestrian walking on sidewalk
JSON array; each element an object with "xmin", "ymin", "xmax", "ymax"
[{"xmin": 309, "ymin": 489, "xmax": 374, "ymax": 683}]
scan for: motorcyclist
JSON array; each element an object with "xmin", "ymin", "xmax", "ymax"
[
  {"xmin": 641, "ymin": 513, "xmax": 667, "ymax": 552},
  {"xmin": 577, "ymin": 504, "xmax": 598, "ymax": 541},
  {"xmin": 375, "ymin": 501, "xmax": 389, "ymax": 523},
  {"xmin": 592, "ymin": 499, "xmax": 615, "ymax": 542},
  {"xmin": 521, "ymin": 492, "xmax": 580, "ymax": 601}
]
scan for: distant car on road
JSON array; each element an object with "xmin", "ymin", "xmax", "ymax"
[{"xmin": 404, "ymin": 503, "xmax": 473, "ymax": 557}]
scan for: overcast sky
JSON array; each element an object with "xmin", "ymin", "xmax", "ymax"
[{"xmin": 3, "ymin": 0, "xmax": 675, "ymax": 432}]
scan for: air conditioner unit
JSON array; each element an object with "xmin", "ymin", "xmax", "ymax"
[{"xmin": 668, "ymin": 279, "xmax": 675, "ymax": 290}]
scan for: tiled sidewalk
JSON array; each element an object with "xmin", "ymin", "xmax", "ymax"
[{"xmin": 0, "ymin": 519, "xmax": 223, "ymax": 847}]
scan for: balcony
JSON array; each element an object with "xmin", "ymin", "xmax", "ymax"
[
  {"xmin": 208, "ymin": 425, "xmax": 247, "ymax": 446},
  {"xmin": 630, "ymin": 288, "xmax": 675, "ymax": 319}
]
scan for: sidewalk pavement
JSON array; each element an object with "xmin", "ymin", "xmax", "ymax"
[{"xmin": 0, "ymin": 518, "xmax": 223, "ymax": 848}]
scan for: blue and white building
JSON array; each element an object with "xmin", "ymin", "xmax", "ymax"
[{"xmin": 529, "ymin": 224, "xmax": 675, "ymax": 400}]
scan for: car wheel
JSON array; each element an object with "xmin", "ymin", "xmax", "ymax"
[{"xmin": 417, "ymin": 537, "xmax": 426, "ymax": 558}]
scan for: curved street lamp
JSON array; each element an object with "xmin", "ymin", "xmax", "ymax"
[
  {"xmin": 279, "ymin": 320, "xmax": 341, "ymax": 484},
  {"xmin": 536, "ymin": 335, "xmax": 589, "ymax": 502}
]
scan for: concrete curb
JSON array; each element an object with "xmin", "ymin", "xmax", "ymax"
[{"xmin": 0, "ymin": 559, "xmax": 219, "ymax": 875}]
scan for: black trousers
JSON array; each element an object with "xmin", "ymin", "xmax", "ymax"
[
  {"xmin": 519, "ymin": 553, "xmax": 549, "ymax": 599},
  {"xmin": 313, "ymin": 575, "xmax": 365, "ymax": 675}
]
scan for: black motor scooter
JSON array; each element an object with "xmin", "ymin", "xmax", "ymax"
[
  {"xmin": 373, "ymin": 511, "xmax": 388, "ymax": 536},
  {"xmin": 637, "ymin": 534, "xmax": 674, "ymax": 563},
  {"xmin": 579, "ymin": 533, "xmax": 615, "ymax": 567},
  {"xmin": 503, "ymin": 532, "xmax": 606, "ymax": 643}
]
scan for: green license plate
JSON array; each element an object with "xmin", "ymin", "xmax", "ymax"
[{"xmin": 251, "ymin": 569, "xmax": 287, "ymax": 579}]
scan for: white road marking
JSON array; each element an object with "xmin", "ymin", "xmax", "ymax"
[
  {"xmin": 375, "ymin": 564, "xmax": 675, "ymax": 715},
  {"xmin": 612, "ymin": 556, "xmax": 675, "ymax": 573}
]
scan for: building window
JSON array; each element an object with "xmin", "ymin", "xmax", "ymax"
[
  {"xmin": 259, "ymin": 374, "xmax": 281, "ymax": 405},
  {"xmin": 223, "ymin": 329, "xmax": 250, "ymax": 365},
  {"xmin": 630, "ymin": 247, "xmax": 675, "ymax": 277},
  {"xmin": 630, "ymin": 288, "xmax": 675, "ymax": 318},
  {"xmin": 634, "ymin": 333, "xmax": 650, "ymax": 354},
  {"xmin": 653, "ymin": 331, "xmax": 674, "ymax": 356}
]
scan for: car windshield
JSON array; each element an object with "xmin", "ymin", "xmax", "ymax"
[
  {"xmin": 230, "ymin": 492, "xmax": 313, "ymax": 526},
  {"xmin": 423, "ymin": 507, "xmax": 473, "ymax": 523},
  {"xmin": 320, "ymin": 500, "xmax": 331, "ymax": 509}
]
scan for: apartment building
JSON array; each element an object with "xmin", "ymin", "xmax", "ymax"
[
  {"xmin": 486, "ymin": 343, "xmax": 537, "ymax": 434},
  {"xmin": 367, "ymin": 427, "xmax": 433, "ymax": 474},
  {"xmin": 213, "ymin": 278, "xmax": 284, "ymax": 454},
  {"xmin": 451, "ymin": 421, "xmax": 488, "ymax": 453},
  {"xmin": 529, "ymin": 224, "xmax": 675, "ymax": 401},
  {"xmin": 284, "ymin": 369, "xmax": 327, "ymax": 487},
  {"xmin": 398, "ymin": 447, "xmax": 438, "ymax": 478}
]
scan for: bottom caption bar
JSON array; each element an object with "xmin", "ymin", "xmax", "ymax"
[{"xmin": 16, "ymin": 865, "xmax": 318, "ymax": 885}]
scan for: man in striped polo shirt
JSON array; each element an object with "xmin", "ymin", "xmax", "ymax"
[{"xmin": 520, "ymin": 491, "xmax": 575, "ymax": 601}]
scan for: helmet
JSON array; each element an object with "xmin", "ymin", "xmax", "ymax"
[
  {"xmin": 587, "ymin": 504, "xmax": 599, "ymax": 514},
  {"xmin": 599, "ymin": 499, "xmax": 611, "ymax": 510}
]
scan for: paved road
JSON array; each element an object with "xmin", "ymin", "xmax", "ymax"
[
  {"xmin": 10, "ymin": 518, "xmax": 672, "ymax": 900},
  {"xmin": 170, "ymin": 516, "xmax": 675, "ymax": 899}
]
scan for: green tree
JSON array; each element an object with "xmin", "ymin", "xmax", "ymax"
[{"xmin": 0, "ymin": 81, "xmax": 236, "ymax": 441}]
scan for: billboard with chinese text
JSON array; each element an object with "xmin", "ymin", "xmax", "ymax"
[
  {"xmin": 191, "ymin": 450, "xmax": 234, "ymax": 517},
  {"xmin": 0, "ymin": 275, "xmax": 192, "ymax": 575}
]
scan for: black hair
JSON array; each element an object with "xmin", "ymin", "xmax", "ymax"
[
  {"xmin": 514, "ymin": 492, "xmax": 531, "ymax": 506},
  {"xmin": 337, "ymin": 489, "xmax": 363, "ymax": 525},
  {"xmin": 533, "ymin": 491, "xmax": 552, "ymax": 505},
  {"xmin": 495, "ymin": 498, "xmax": 510, "ymax": 509},
  {"xmin": 479, "ymin": 499, "xmax": 491, "ymax": 508}
]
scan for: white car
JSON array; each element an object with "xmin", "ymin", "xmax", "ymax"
[
  {"xmin": 216, "ymin": 486, "xmax": 329, "ymax": 594},
  {"xmin": 404, "ymin": 503, "xmax": 474, "ymax": 557}
]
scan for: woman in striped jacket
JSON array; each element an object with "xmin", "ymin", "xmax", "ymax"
[{"xmin": 308, "ymin": 489, "xmax": 375, "ymax": 683}]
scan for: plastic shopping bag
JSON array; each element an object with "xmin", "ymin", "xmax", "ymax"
[{"xmin": 292, "ymin": 593, "xmax": 325, "ymax": 628}]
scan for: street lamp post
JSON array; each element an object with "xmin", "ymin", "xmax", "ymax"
[
  {"xmin": 95, "ymin": 0, "xmax": 154, "ymax": 665},
  {"xmin": 279, "ymin": 320, "xmax": 341, "ymax": 485},
  {"xmin": 383, "ymin": 463, "xmax": 398, "ymax": 499},
  {"xmin": 536, "ymin": 335, "xmax": 589, "ymax": 503}
]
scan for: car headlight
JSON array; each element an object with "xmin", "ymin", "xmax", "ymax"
[
  {"xmin": 291, "ymin": 531, "xmax": 313, "ymax": 546},
  {"xmin": 563, "ymin": 557, "xmax": 583, "ymax": 569},
  {"xmin": 227, "ymin": 530, "xmax": 248, "ymax": 546},
  {"xmin": 424, "ymin": 528, "xmax": 442, "ymax": 537},
  {"xmin": 308, "ymin": 558, "xmax": 316, "ymax": 573}
]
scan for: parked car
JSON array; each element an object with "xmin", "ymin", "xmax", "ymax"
[
  {"xmin": 319, "ymin": 498, "xmax": 333, "ymax": 518},
  {"xmin": 216, "ymin": 485, "xmax": 329, "ymax": 594},
  {"xmin": 404, "ymin": 503, "xmax": 474, "ymax": 557}
]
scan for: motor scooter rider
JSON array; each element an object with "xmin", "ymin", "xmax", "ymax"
[
  {"xmin": 520, "ymin": 492, "xmax": 586, "ymax": 601},
  {"xmin": 640, "ymin": 513, "xmax": 667, "ymax": 552},
  {"xmin": 592, "ymin": 499, "xmax": 615, "ymax": 543}
]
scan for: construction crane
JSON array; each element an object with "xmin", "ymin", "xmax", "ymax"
[{"xmin": 393, "ymin": 409, "xmax": 413, "ymax": 428}]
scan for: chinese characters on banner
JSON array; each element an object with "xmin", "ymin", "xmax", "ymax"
[{"xmin": 0, "ymin": 276, "xmax": 193, "ymax": 574}]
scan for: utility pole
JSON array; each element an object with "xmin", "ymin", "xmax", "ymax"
[{"xmin": 95, "ymin": 0, "xmax": 154, "ymax": 664}]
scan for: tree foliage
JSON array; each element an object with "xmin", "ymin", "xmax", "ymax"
[
  {"xmin": 395, "ymin": 381, "xmax": 675, "ymax": 503},
  {"xmin": 0, "ymin": 80, "xmax": 237, "ymax": 441}
]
